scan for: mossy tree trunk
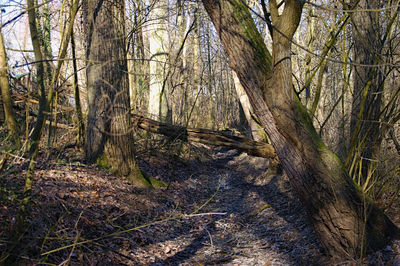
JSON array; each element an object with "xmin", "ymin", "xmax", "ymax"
[
  {"xmin": 201, "ymin": 0, "xmax": 399, "ymax": 260},
  {"xmin": 10, "ymin": 0, "xmax": 49, "ymax": 240},
  {"xmin": 348, "ymin": 0, "xmax": 384, "ymax": 181},
  {"xmin": 0, "ymin": 28, "xmax": 20, "ymax": 147},
  {"xmin": 83, "ymin": 0, "xmax": 149, "ymax": 187}
]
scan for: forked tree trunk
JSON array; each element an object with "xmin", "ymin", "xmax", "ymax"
[
  {"xmin": 83, "ymin": 0, "xmax": 148, "ymax": 187},
  {"xmin": 201, "ymin": 0, "xmax": 399, "ymax": 260}
]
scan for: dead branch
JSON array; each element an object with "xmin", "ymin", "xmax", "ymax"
[{"xmin": 132, "ymin": 114, "xmax": 278, "ymax": 161}]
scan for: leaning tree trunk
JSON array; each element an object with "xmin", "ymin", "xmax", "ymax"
[
  {"xmin": 201, "ymin": 0, "xmax": 399, "ymax": 260},
  {"xmin": 83, "ymin": 0, "xmax": 148, "ymax": 187}
]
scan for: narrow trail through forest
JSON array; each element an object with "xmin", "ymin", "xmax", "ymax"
[
  {"xmin": 141, "ymin": 148, "xmax": 327, "ymax": 265},
  {"xmin": 1, "ymin": 146, "xmax": 399, "ymax": 265}
]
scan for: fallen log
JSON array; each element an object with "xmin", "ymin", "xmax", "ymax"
[
  {"xmin": 8, "ymin": 93, "xmax": 277, "ymax": 160},
  {"xmin": 132, "ymin": 114, "xmax": 278, "ymax": 161}
]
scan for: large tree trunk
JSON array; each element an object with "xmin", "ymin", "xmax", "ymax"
[
  {"xmin": 201, "ymin": 0, "xmax": 399, "ymax": 260},
  {"xmin": 83, "ymin": 0, "xmax": 148, "ymax": 187}
]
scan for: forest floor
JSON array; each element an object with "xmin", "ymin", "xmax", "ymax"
[{"xmin": 0, "ymin": 141, "xmax": 400, "ymax": 265}]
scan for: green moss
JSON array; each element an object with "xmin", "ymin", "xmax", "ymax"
[
  {"xmin": 125, "ymin": 165, "xmax": 168, "ymax": 188},
  {"xmin": 296, "ymin": 99, "xmax": 346, "ymax": 175},
  {"xmin": 296, "ymin": 99, "xmax": 326, "ymax": 150},
  {"xmin": 231, "ymin": 0, "xmax": 273, "ymax": 74},
  {"xmin": 149, "ymin": 177, "xmax": 169, "ymax": 188},
  {"xmin": 96, "ymin": 154, "xmax": 168, "ymax": 189},
  {"xmin": 96, "ymin": 155, "xmax": 111, "ymax": 169}
]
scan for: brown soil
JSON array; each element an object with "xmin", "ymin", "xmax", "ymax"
[{"xmin": 0, "ymin": 145, "xmax": 399, "ymax": 265}]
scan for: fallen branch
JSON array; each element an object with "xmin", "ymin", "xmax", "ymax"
[
  {"xmin": 12, "ymin": 93, "xmax": 75, "ymax": 112},
  {"xmin": 10, "ymin": 93, "xmax": 76, "ymax": 130},
  {"xmin": 132, "ymin": 114, "xmax": 278, "ymax": 161}
]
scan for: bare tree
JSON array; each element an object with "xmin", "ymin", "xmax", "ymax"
[
  {"xmin": 201, "ymin": 0, "xmax": 399, "ymax": 259},
  {"xmin": 83, "ymin": 0, "xmax": 148, "ymax": 186},
  {"xmin": 348, "ymin": 0, "xmax": 385, "ymax": 181},
  {"xmin": 148, "ymin": 0, "xmax": 171, "ymax": 122}
]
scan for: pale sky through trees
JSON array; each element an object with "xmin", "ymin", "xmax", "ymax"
[
  {"xmin": 0, "ymin": 1, "xmax": 63, "ymax": 75},
  {"xmin": 1, "ymin": 1, "xmax": 31, "ymax": 75}
]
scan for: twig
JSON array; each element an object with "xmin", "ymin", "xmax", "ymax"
[
  {"xmin": 0, "ymin": 150, "xmax": 28, "ymax": 161},
  {"xmin": 205, "ymin": 228, "xmax": 213, "ymax": 247},
  {"xmin": 184, "ymin": 212, "xmax": 226, "ymax": 218},
  {"xmin": 191, "ymin": 183, "xmax": 221, "ymax": 215}
]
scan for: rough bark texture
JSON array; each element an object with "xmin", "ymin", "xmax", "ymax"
[
  {"xmin": 132, "ymin": 114, "xmax": 277, "ymax": 161},
  {"xmin": 201, "ymin": 0, "xmax": 399, "ymax": 260},
  {"xmin": 0, "ymin": 84, "xmax": 3, "ymax": 124},
  {"xmin": 84, "ymin": 0, "xmax": 147, "ymax": 186}
]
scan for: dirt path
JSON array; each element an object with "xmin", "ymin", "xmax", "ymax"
[
  {"xmin": 140, "ymin": 148, "xmax": 328, "ymax": 265},
  {"xmin": 0, "ymin": 146, "xmax": 399, "ymax": 265}
]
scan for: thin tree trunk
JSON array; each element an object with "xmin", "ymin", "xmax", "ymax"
[
  {"xmin": 0, "ymin": 28, "xmax": 20, "ymax": 146},
  {"xmin": 0, "ymin": 87, "xmax": 4, "ymax": 125},
  {"xmin": 70, "ymin": 27, "xmax": 85, "ymax": 144},
  {"xmin": 348, "ymin": 0, "xmax": 384, "ymax": 181},
  {"xmin": 47, "ymin": 0, "xmax": 79, "ymax": 147},
  {"xmin": 201, "ymin": 0, "xmax": 399, "ymax": 260},
  {"xmin": 148, "ymin": 0, "xmax": 171, "ymax": 122},
  {"xmin": 9, "ymin": 0, "xmax": 49, "ymax": 246},
  {"xmin": 233, "ymin": 71, "xmax": 265, "ymax": 142}
]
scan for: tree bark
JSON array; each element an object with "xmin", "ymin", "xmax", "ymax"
[
  {"xmin": 148, "ymin": 0, "xmax": 171, "ymax": 122},
  {"xmin": 83, "ymin": 0, "xmax": 148, "ymax": 187},
  {"xmin": 232, "ymin": 72, "xmax": 266, "ymax": 142},
  {"xmin": 70, "ymin": 27, "xmax": 85, "ymax": 144},
  {"xmin": 201, "ymin": 0, "xmax": 399, "ymax": 260},
  {"xmin": 348, "ymin": 0, "xmax": 383, "ymax": 179},
  {"xmin": 0, "ymin": 28, "xmax": 20, "ymax": 146}
]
